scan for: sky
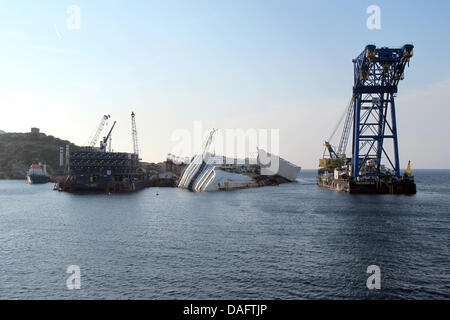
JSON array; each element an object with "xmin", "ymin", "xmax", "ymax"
[{"xmin": 0, "ymin": 0, "xmax": 449, "ymax": 168}]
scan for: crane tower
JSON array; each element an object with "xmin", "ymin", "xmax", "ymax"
[
  {"xmin": 318, "ymin": 45, "xmax": 416, "ymax": 194},
  {"xmin": 351, "ymin": 44, "xmax": 413, "ymax": 179}
]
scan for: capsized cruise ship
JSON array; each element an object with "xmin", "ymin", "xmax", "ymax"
[{"xmin": 177, "ymin": 130, "xmax": 301, "ymax": 192}]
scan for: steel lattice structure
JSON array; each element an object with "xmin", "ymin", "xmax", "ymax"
[
  {"xmin": 131, "ymin": 112, "xmax": 140, "ymax": 157},
  {"xmin": 350, "ymin": 44, "xmax": 413, "ymax": 179},
  {"xmin": 89, "ymin": 115, "xmax": 110, "ymax": 147}
]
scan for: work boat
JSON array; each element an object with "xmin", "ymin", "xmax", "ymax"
[{"xmin": 27, "ymin": 164, "xmax": 48, "ymax": 184}]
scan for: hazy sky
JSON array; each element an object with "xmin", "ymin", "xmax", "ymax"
[{"xmin": 0, "ymin": 0, "xmax": 449, "ymax": 168}]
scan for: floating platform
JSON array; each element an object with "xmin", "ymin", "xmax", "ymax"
[
  {"xmin": 317, "ymin": 173, "xmax": 416, "ymax": 194},
  {"xmin": 55, "ymin": 148, "xmax": 150, "ymax": 193}
]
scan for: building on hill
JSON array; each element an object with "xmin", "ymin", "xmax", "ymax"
[{"xmin": 31, "ymin": 128, "xmax": 40, "ymax": 134}]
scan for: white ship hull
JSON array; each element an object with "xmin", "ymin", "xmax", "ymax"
[
  {"xmin": 257, "ymin": 149, "xmax": 301, "ymax": 182},
  {"xmin": 178, "ymin": 150, "xmax": 301, "ymax": 192}
]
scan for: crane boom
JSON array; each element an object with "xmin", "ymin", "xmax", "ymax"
[
  {"xmin": 324, "ymin": 95, "xmax": 355, "ymax": 160},
  {"xmin": 131, "ymin": 112, "xmax": 139, "ymax": 157},
  {"xmin": 89, "ymin": 115, "xmax": 110, "ymax": 147},
  {"xmin": 336, "ymin": 95, "xmax": 355, "ymax": 157},
  {"xmin": 100, "ymin": 121, "xmax": 116, "ymax": 151},
  {"xmin": 202, "ymin": 129, "xmax": 218, "ymax": 155},
  {"xmin": 324, "ymin": 141, "xmax": 338, "ymax": 159}
]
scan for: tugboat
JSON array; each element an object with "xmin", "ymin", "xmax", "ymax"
[{"xmin": 27, "ymin": 164, "xmax": 49, "ymax": 184}]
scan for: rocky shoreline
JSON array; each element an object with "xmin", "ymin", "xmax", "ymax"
[{"xmin": 0, "ymin": 162, "xmax": 30, "ymax": 180}]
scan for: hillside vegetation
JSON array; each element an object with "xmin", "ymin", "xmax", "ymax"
[{"xmin": 0, "ymin": 132, "xmax": 80, "ymax": 179}]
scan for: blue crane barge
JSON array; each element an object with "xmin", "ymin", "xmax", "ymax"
[{"xmin": 318, "ymin": 45, "xmax": 416, "ymax": 194}]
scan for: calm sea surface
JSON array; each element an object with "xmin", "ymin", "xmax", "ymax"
[{"xmin": 0, "ymin": 170, "xmax": 449, "ymax": 299}]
